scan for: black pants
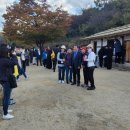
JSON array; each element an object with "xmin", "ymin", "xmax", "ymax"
[
  {"xmin": 106, "ymin": 57, "xmax": 112, "ymax": 70},
  {"xmin": 22, "ymin": 60, "xmax": 26, "ymax": 72},
  {"xmin": 52, "ymin": 60, "xmax": 57, "ymax": 72},
  {"xmin": 99, "ymin": 57, "xmax": 103, "ymax": 67},
  {"xmin": 73, "ymin": 67, "xmax": 80, "ymax": 84},
  {"xmin": 83, "ymin": 67, "xmax": 89, "ymax": 85},
  {"xmin": 26, "ymin": 59, "xmax": 29, "ymax": 66},
  {"xmin": 37, "ymin": 58, "xmax": 42, "ymax": 66},
  {"xmin": 43, "ymin": 59, "xmax": 47, "ymax": 67},
  {"xmin": 88, "ymin": 67, "xmax": 95, "ymax": 87},
  {"xmin": 115, "ymin": 52, "xmax": 122, "ymax": 63}
]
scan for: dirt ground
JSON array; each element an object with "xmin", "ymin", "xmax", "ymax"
[{"xmin": 0, "ymin": 66, "xmax": 130, "ymax": 130}]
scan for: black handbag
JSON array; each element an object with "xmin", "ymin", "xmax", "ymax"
[{"xmin": 8, "ymin": 74, "xmax": 17, "ymax": 88}]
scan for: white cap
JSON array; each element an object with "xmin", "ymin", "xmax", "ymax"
[
  {"xmin": 87, "ymin": 44, "xmax": 93, "ymax": 49},
  {"xmin": 61, "ymin": 45, "xmax": 66, "ymax": 49}
]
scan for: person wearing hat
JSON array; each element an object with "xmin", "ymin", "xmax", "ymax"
[
  {"xmin": 65, "ymin": 48, "xmax": 73, "ymax": 84},
  {"xmin": 71, "ymin": 45, "xmax": 82, "ymax": 86},
  {"xmin": 81, "ymin": 47, "xmax": 89, "ymax": 88},
  {"xmin": 85, "ymin": 44, "xmax": 96, "ymax": 90},
  {"xmin": 57, "ymin": 45, "xmax": 66, "ymax": 83}
]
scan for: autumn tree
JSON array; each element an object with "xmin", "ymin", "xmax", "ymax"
[{"xmin": 3, "ymin": 0, "xmax": 71, "ymax": 48}]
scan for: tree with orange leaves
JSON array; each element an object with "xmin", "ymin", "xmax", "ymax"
[{"xmin": 3, "ymin": 0, "xmax": 71, "ymax": 48}]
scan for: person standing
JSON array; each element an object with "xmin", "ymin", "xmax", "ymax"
[
  {"xmin": 71, "ymin": 45, "xmax": 82, "ymax": 86},
  {"xmin": 86, "ymin": 44, "xmax": 96, "ymax": 90},
  {"xmin": 0, "ymin": 44, "xmax": 16, "ymax": 120},
  {"xmin": 42, "ymin": 49, "xmax": 47, "ymax": 67},
  {"xmin": 65, "ymin": 49, "xmax": 72, "ymax": 84},
  {"xmin": 46, "ymin": 47, "xmax": 52, "ymax": 69},
  {"xmin": 32, "ymin": 48, "xmax": 37, "ymax": 65},
  {"xmin": 52, "ymin": 45, "xmax": 60, "ymax": 72},
  {"xmin": 29, "ymin": 48, "xmax": 33, "ymax": 64},
  {"xmin": 81, "ymin": 47, "xmax": 89, "ymax": 88},
  {"xmin": 36, "ymin": 48, "xmax": 42, "ymax": 66},
  {"xmin": 114, "ymin": 39, "xmax": 122, "ymax": 64},
  {"xmin": 25, "ymin": 49, "xmax": 30, "ymax": 66},
  {"xmin": 57, "ymin": 45, "xmax": 66, "ymax": 84},
  {"xmin": 106, "ymin": 46, "xmax": 113, "ymax": 70},
  {"xmin": 21, "ymin": 48, "xmax": 26, "ymax": 72},
  {"xmin": 98, "ymin": 47, "xmax": 105, "ymax": 68}
]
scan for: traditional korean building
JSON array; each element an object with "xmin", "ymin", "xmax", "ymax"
[{"xmin": 81, "ymin": 24, "xmax": 130, "ymax": 64}]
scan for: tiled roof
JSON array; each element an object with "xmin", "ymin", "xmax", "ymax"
[{"xmin": 81, "ymin": 24, "xmax": 130, "ymax": 41}]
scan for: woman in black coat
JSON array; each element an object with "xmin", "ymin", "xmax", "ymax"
[
  {"xmin": 46, "ymin": 47, "xmax": 52, "ymax": 69},
  {"xmin": 0, "ymin": 44, "xmax": 16, "ymax": 120}
]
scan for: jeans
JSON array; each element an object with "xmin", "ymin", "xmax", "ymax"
[
  {"xmin": 2, "ymin": 82, "xmax": 12, "ymax": 115},
  {"xmin": 58, "ymin": 66, "xmax": 65, "ymax": 81},
  {"xmin": 18, "ymin": 68, "xmax": 27, "ymax": 79},
  {"xmin": 66, "ymin": 66, "xmax": 72, "ymax": 82}
]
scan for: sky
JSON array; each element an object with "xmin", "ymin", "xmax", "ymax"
[{"xmin": 0, "ymin": 0, "xmax": 94, "ymax": 31}]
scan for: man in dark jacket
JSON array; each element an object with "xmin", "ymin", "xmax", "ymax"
[
  {"xmin": 98, "ymin": 47, "xmax": 105, "ymax": 68},
  {"xmin": 52, "ymin": 45, "xmax": 60, "ymax": 72},
  {"xmin": 71, "ymin": 45, "xmax": 82, "ymax": 86},
  {"xmin": 65, "ymin": 49, "xmax": 72, "ymax": 84},
  {"xmin": 81, "ymin": 47, "xmax": 89, "ymax": 88},
  {"xmin": 36, "ymin": 48, "xmax": 42, "ymax": 66}
]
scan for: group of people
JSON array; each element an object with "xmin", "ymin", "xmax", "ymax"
[
  {"xmin": 56, "ymin": 44, "xmax": 96, "ymax": 90},
  {"xmin": 0, "ymin": 43, "xmax": 97, "ymax": 120},
  {"xmin": 0, "ymin": 44, "xmax": 29, "ymax": 120},
  {"xmin": 29, "ymin": 46, "xmax": 59, "ymax": 72},
  {"xmin": 34, "ymin": 44, "xmax": 96, "ymax": 90},
  {"xmin": 98, "ymin": 39, "xmax": 126, "ymax": 69}
]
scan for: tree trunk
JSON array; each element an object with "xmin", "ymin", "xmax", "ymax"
[{"xmin": 36, "ymin": 39, "xmax": 45, "ymax": 50}]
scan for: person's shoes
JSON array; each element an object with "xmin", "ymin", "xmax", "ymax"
[
  {"xmin": 77, "ymin": 83, "xmax": 80, "ymax": 87},
  {"xmin": 82, "ymin": 84, "xmax": 89, "ymax": 88},
  {"xmin": 62, "ymin": 80, "xmax": 65, "ymax": 84},
  {"xmin": 81, "ymin": 84, "xmax": 85, "ymax": 87},
  {"xmin": 70, "ymin": 80, "xmax": 72, "ymax": 83},
  {"xmin": 8, "ymin": 109, "xmax": 13, "ymax": 113},
  {"xmin": 66, "ymin": 80, "xmax": 69, "ymax": 84},
  {"xmin": 25, "ymin": 77, "xmax": 29, "ymax": 80},
  {"xmin": 3, "ymin": 114, "xmax": 14, "ymax": 120},
  {"xmin": 9, "ymin": 100, "xmax": 16, "ymax": 105},
  {"xmin": 17, "ymin": 78, "xmax": 20, "ymax": 81},
  {"xmin": 66, "ymin": 81, "xmax": 69, "ymax": 84},
  {"xmin": 71, "ymin": 82, "xmax": 76, "ymax": 85},
  {"xmin": 58, "ymin": 80, "xmax": 62, "ymax": 84},
  {"xmin": 87, "ymin": 86, "xmax": 96, "ymax": 90}
]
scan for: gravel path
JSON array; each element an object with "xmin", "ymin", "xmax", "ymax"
[{"xmin": 0, "ymin": 66, "xmax": 130, "ymax": 130}]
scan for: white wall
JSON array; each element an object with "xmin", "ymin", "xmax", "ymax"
[
  {"xmin": 124, "ymin": 35, "xmax": 130, "ymax": 41},
  {"xmin": 103, "ymin": 39, "xmax": 107, "ymax": 46}
]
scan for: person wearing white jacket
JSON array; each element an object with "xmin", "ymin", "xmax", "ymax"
[{"xmin": 86, "ymin": 44, "xmax": 96, "ymax": 90}]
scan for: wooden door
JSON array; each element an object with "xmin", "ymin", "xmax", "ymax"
[{"xmin": 126, "ymin": 41, "xmax": 130, "ymax": 62}]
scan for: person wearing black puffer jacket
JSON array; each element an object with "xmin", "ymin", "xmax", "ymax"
[{"xmin": 0, "ymin": 44, "xmax": 17, "ymax": 120}]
